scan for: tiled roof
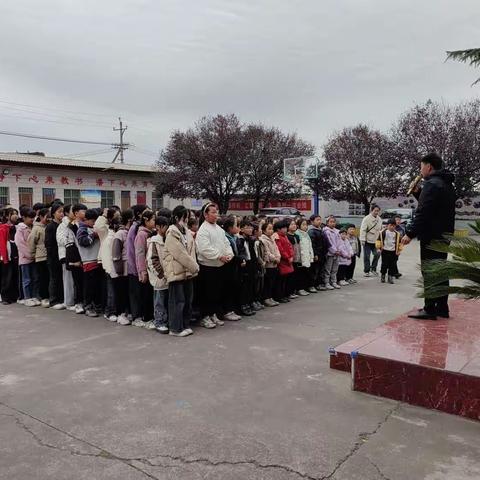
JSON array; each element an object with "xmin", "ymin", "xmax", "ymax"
[{"xmin": 0, "ymin": 152, "xmax": 154, "ymax": 173}]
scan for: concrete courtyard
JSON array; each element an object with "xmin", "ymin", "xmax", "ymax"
[{"xmin": 1, "ymin": 242, "xmax": 479, "ymax": 480}]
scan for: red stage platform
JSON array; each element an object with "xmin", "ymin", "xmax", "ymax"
[{"xmin": 329, "ymin": 299, "xmax": 480, "ymax": 421}]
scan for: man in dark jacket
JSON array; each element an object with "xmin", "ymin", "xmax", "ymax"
[
  {"xmin": 402, "ymin": 153, "xmax": 456, "ymax": 320},
  {"xmin": 308, "ymin": 215, "xmax": 330, "ymax": 291}
]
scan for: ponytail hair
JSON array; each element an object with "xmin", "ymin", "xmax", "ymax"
[
  {"xmin": 140, "ymin": 209, "xmax": 155, "ymax": 226},
  {"xmin": 171, "ymin": 205, "xmax": 188, "ymax": 225}
]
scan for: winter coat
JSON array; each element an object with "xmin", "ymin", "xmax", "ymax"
[
  {"xmin": 196, "ymin": 221, "xmax": 233, "ymax": 267},
  {"xmin": 56, "ymin": 216, "xmax": 71, "ymax": 261},
  {"xmin": 76, "ymin": 222, "xmax": 100, "ymax": 264},
  {"xmin": 164, "ymin": 225, "xmax": 199, "ymax": 283},
  {"xmin": 147, "ymin": 234, "xmax": 167, "ymax": 290},
  {"xmin": 14, "ymin": 223, "xmax": 33, "ymax": 265},
  {"xmin": 94, "ymin": 215, "xmax": 109, "ymax": 264},
  {"xmin": 0, "ymin": 223, "xmax": 10, "ymax": 264},
  {"xmin": 338, "ymin": 237, "xmax": 354, "ymax": 266},
  {"xmin": 295, "ymin": 229, "xmax": 315, "ymax": 268},
  {"xmin": 112, "ymin": 227, "xmax": 128, "ymax": 277},
  {"xmin": 259, "ymin": 234, "xmax": 281, "ymax": 268},
  {"xmin": 102, "ymin": 230, "xmax": 117, "ymax": 278},
  {"xmin": 348, "ymin": 235, "xmax": 362, "ymax": 258},
  {"xmin": 28, "ymin": 222, "xmax": 47, "ymax": 262},
  {"xmin": 406, "ymin": 170, "xmax": 456, "ymax": 244},
  {"xmin": 359, "ymin": 214, "xmax": 383, "ymax": 244},
  {"xmin": 323, "ymin": 226, "xmax": 342, "ymax": 257},
  {"xmin": 45, "ymin": 220, "xmax": 60, "ymax": 262},
  {"xmin": 255, "ymin": 238, "xmax": 266, "ymax": 276},
  {"xmin": 126, "ymin": 221, "xmax": 140, "ymax": 276},
  {"xmin": 273, "ymin": 231, "xmax": 294, "ymax": 276},
  {"xmin": 308, "ymin": 225, "xmax": 329, "ymax": 258},
  {"xmin": 376, "ymin": 229, "xmax": 403, "ymax": 255},
  {"xmin": 65, "ymin": 223, "xmax": 82, "ymax": 270},
  {"xmin": 134, "ymin": 226, "xmax": 152, "ymax": 280},
  {"xmin": 287, "ymin": 233, "xmax": 301, "ymax": 264}
]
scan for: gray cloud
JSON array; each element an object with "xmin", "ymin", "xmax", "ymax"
[{"xmin": 0, "ymin": 0, "xmax": 479, "ymax": 164}]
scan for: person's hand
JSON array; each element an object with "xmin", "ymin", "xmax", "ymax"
[
  {"xmin": 240, "ymin": 260, "xmax": 246, "ymax": 267},
  {"xmin": 401, "ymin": 235, "xmax": 412, "ymax": 246},
  {"xmin": 139, "ymin": 271, "xmax": 148, "ymax": 283},
  {"xmin": 219, "ymin": 255, "xmax": 230, "ymax": 264},
  {"xmin": 314, "ymin": 255, "xmax": 318, "ymax": 261}
]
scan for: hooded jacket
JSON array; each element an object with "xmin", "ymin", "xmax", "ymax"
[
  {"xmin": 0, "ymin": 223, "xmax": 10, "ymax": 264},
  {"xmin": 273, "ymin": 231, "xmax": 294, "ymax": 276},
  {"xmin": 147, "ymin": 234, "xmax": 167, "ymax": 290},
  {"xmin": 112, "ymin": 227, "xmax": 129, "ymax": 277},
  {"xmin": 134, "ymin": 225, "xmax": 152, "ymax": 280},
  {"xmin": 76, "ymin": 222, "xmax": 100, "ymax": 265},
  {"xmin": 308, "ymin": 225, "xmax": 329, "ymax": 258},
  {"xmin": 406, "ymin": 170, "xmax": 456, "ymax": 243},
  {"xmin": 94, "ymin": 215, "xmax": 109, "ymax": 264},
  {"xmin": 323, "ymin": 226, "xmax": 342, "ymax": 257},
  {"xmin": 163, "ymin": 225, "xmax": 199, "ymax": 283},
  {"xmin": 14, "ymin": 223, "xmax": 33, "ymax": 265},
  {"xmin": 56, "ymin": 216, "xmax": 71, "ymax": 261},
  {"xmin": 295, "ymin": 229, "xmax": 315, "ymax": 268},
  {"xmin": 338, "ymin": 237, "xmax": 354, "ymax": 266},
  {"xmin": 28, "ymin": 222, "xmax": 47, "ymax": 262}
]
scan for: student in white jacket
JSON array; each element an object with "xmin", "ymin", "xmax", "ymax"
[
  {"xmin": 359, "ymin": 205, "xmax": 383, "ymax": 277},
  {"xmin": 56, "ymin": 205, "xmax": 76, "ymax": 311},
  {"xmin": 195, "ymin": 203, "xmax": 233, "ymax": 329}
]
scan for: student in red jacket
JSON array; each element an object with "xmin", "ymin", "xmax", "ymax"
[{"xmin": 272, "ymin": 219, "xmax": 294, "ymax": 303}]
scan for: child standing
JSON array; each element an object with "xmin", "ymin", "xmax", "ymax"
[
  {"xmin": 345, "ymin": 224, "xmax": 361, "ymax": 284},
  {"xmin": 308, "ymin": 215, "xmax": 329, "ymax": 291},
  {"xmin": 77, "ymin": 209, "xmax": 102, "ymax": 317},
  {"xmin": 0, "ymin": 208, "xmax": 19, "ymax": 304},
  {"xmin": 238, "ymin": 220, "xmax": 258, "ymax": 316},
  {"xmin": 252, "ymin": 223, "xmax": 266, "ymax": 310},
  {"xmin": 273, "ymin": 219, "xmax": 294, "ymax": 303},
  {"xmin": 45, "ymin": 203, "xmax": 65, "ymax": 309},
  {"xmin": 259, "ymin": 222, "xmax": 280, "ymax": 307},
  {"xmin": 56, "ymin": 205, "xmax": 76, "ymax": 311},
  {"xmin": 147, "ymin": 215, "xmax": 170, "ymax": 333},
  {"xmin": 376, "ymin": 219, "xmax": 402, "ymax": 284},
  {"xmin": 28, "ymin": 208, "xmax": 50, "ymax": 307},
  {"xmin": 323, "ymin": 216, "xmax": 342, "ymax": 290},
  {"xmin": 295, "ymin": 218, "xmax": 315, "ymax": 296},
  {"xmin": 337, "ymin": 229, "xmax": 354, "ymax": 286},
  {"xmin": 286, "ymin": 219, "xmax": 301, "ymax": 299}
]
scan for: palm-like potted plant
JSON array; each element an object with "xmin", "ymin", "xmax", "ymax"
[
  {"xmin": 421, "ymin": 220, "xmax": 480, "ymax": 300},
  {"xmin": 446, "ymin": 48, "xmax": 480, "ymax": 86}
]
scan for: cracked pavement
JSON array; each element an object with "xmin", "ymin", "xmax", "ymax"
[{"xmin": 1, "ymin": 243, "xmax": 479, "ymax": 480}]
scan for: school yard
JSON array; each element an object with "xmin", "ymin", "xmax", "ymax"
[{"xmin": 0, "ymin": 241, "xmax": 479, "ymax": 480}]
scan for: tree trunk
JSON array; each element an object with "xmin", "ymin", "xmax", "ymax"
[
  {"xmin": 218, "ymin": 196, "xmax": 230, "ymax": 214},
  {"xmin": 253, "ymin": 194, "xmax": 261, "ymax": 215},
  {"xmin": 362, "ymin": 199, "xmax": 370, "ymax": 215}
]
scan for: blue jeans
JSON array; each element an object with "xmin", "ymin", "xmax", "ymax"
[
  {"xmin": 20, "ymin": 263, "xmax": 34, "ymax": 299},
  {"xmin": 154, "ymin": 289, "xmax": 169, "ymax": 328},
  {"xmin": 363, "ymin": 242, "xmax": 380, "ymax": 273}
]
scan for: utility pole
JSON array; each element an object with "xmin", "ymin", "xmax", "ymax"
[{"xmin": 112, "ymin": 117, "xmax": 129, "ymax": 163}]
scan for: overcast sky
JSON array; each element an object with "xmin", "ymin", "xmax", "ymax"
[{"xmin": 0, "ymin": 0, "xmax": 479, "ymax": 165}]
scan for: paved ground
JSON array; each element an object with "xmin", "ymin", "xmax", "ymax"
[{"xmin": 1, "ymin": 242, "xmax": 479, "ymax": 480}]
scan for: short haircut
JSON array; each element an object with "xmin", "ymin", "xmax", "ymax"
[
  {"xmin": 370, "ymin": 204, "xmax": 380, "ymax": 212},
  {"xmin": 261, "ymin": 221, "xmax": 272, "ymax": 232},
  {"xmin": 32, "ymin": 203, "xmax": 45, "ymax": 211},
  {"xmin": 63, "ymin": 204, "xmax": 72, "ymax": 215},
  {"xmin": 421, "ymin": 152, "xmax": 443, "ymax": 170},
  {"xmin": 24, "ymin": 208, "xmax": 36, "ymax": 219},
  {"xmin": 239, "ymin": 219, "xmax": 253, "ymax": 229},
  {"xmin": 156, "ymin": 207, "xmax": 172, "ymax": 218},
  {"xmin": 187, "ymin": 217, "xmax": 198, "ymax": 229},
  {"xmin": 38, "ymin": 207, "xmax": 50, "ymax": 219},
  {"xmin": 51, "ymin": 203, "xmax": 63, "ymax": 216},
  {"xmin": 387, "ymin": 218, "xmax": 396, "ymax": 226},
  {"xmin": 72, "ymin": 203, "xmax": 87, "ymax": 214},
  {"xmin": 346, "ymin": 223, "xmax": 356, "ymax": 229},
  {"xmin": 222, "ymin": 216, "xmax": 237, "ymax": 232},
  {"xmin": 339, "ymin": 228, "xmax": 347, "ymax": 234},
  {"xmin": 155, "ymin": 215, "xmax": 169, "ymax": 227},
  {"xmin": 309, "ymin": 214, "xmax": 321, "ymax": 222},
  {"xmin": 85, "ymin": 209, "xmax": 99, "ymax": 221},
  {"xmin": 273, "ymin": 219, "xmax": 289, "ymax": 231}
]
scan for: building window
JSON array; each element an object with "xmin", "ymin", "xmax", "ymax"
[
  {"xmin": 152, "ymin": 192, "xmax": 163, "ymax": 211},
  {"xmin": 101, "ymin": 190, "xmax": 115, "ymax": 208},
  {"xmin": 121, "ymin": 191, "xmax": 131, "ymax": 210},
  {"xmin": 18, "ymin": 187, "xmax": 33, "ymax": 207},
  {"xmin": 42, "ymin": 188, "xmax": 56, "ymax": 205},
  {"xmin": 0, "ymin": 186, "xmax": 9, "ymax": 207},
  {"xmin": 64, "ymin": 189, "xmax": 81, "ymax": 205},
  {"xmin": 348, "ymin": 203, "xmax": 365, "ymax": 216},
  {"xmin": 137, "ymin": 191, "xmax": 146, "ymax": 205}
]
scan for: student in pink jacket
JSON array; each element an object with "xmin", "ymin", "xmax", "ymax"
[{"xmin": 14, "ymin": 208, "xmax": 37, "ymax": 306}]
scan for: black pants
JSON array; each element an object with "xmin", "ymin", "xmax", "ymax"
[
  {"xmin": 33, "ymin": 261, "xmax": 49, "ymax": 300},
  {"xmin": 168, "ymin": 280, "xmax": 193, "ymax": 333},
  {"xmin": 128, "ymin": 274, "xmax": 142, "ymax": 319},
  {"xmin": 199, "ymin": 264, "xmax": 224, "ymax": 317},
  {"xmin": 263, "ymin": 268, "xmax": 278, "ymax": 300},
  {"xmin": 240, "ymin": 264, "xmax": 255, "ymax": 306},
  {"xmin": 297, "ymin": 266, "xmax": 310, "ymax": 291},
  {"xmin": 275, "ymin": 274, "xmax": 289, "ymax": 301},
  {"xmin": 1, "ymin": 261, "xmax": 19, "ymax": 303},
  {"xmin": 309, "ymin": 257, "xmax": 325, "ymax": 287},
  {"xmin": 337, "ymin": 264, "xmax": 349, "ymax": 282},
  {"xmin": 345, "ymin": 256, "xmax": 356, "ymax": 280},
  {"xmin": 70, "ymin": 267, "xmax": 84, "ymax": 305},
  {"xmin": 222, "ymin": 261, "xmax": 240, "ymax": 313},
  {"xmin": 380, "ymin": 250, "xmax": 397, "ymax": 276},
  {"xmin": 113, "ymin": 276, "xmax": 129, "ymax": 315},
  {"xmin": 84, "ymin": 267, "xmax": 103, "ymax": 313},
  {"xmin": 421, "ymin": 242, "xmax": 449, "ymax": 315},
  {"xmin": 47, "ymin": 257, "xmax": 64, "ymax": 306}
]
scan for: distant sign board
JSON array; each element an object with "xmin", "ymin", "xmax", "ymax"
[{"xmin": 81, "ymin": 189, "xmax": 101, "ymax": 205}]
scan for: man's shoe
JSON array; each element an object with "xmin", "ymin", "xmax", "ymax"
[
  {"xmin": 41, "ymin": 299, "xmax": 50, "ymax": 308},
  {"xmin": 251, "ymin": 302, "xmax": 263, "ymax": 311},
  {"xmin": 331, "ymin": 283, "xmax": 341, "ymax": 289},
  {"xmin": 200, "ymin": 316, "xmax": 216, "ymax": 328},
  {"xmin": 436, "ymin": 311, "xmax": 450, "ymax": 319},
  {"xmin": 316, "ymin": 285, "xmax": 327, "ymax": 291},
  {"xmin": 298, "ymin": 289, "xmax": 310, "ymax": 296},
  {"xmin": 395, "ymin": 273, "xmax": 403, "ymax": 278},
  {"xmin": 338, "ymin": 280, "xmax": 349, "ymax": 286},
  {"xmin": 263, "ymin": 299, "xmax": 277, "ymax": 307},
  {"xmin": 388, "ymin": 276, "xmax": 395, "ymax": 284},
  {"xmin": 307, "ymin": 287, "xmax": 318, "ymax": 293},
  {"xmin": 224, "ymin": 311, "xmax": 241, "ymax": 321},
  {"xmin": 156, "ymin": 325, "xmax": 169, "ymax": 333},
  {"xmin": 381, "ymin": 274, "xmax": 386, "ymax": 283},
  {"xmin": 169, "ymin": 329, "xmax": 190, "ymax": 337},
  {"xmin": 408, "ymin": 309, "xmax": 437, "ymax": 320},
  {"xmin": 143, "ymin": 320, "xmax": 157, "ymax": 330},
  {"xmin": 325, "ymin": 284, "xmax": 335, "ymax": 290},
  {"xmin": 86, "ymin": 310, "xmax": 99, "ymax": 318}
]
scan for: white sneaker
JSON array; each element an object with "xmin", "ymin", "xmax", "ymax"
[
  {"xmin": 332, "ymin": 283, "xmax": 341, "ymax": 289},
  {"xmin": 371, "ymin": 271, "xmax": 379, "ymax": 276},
  {"xmin": 17, "ymin": 299, "xmax": 25, "ymax": 305},
  {"xmin": 41, "ymin": 299, "xmax": 50, "ymax": 308},
  {"xmin": 143, "ymin": 320, "xmax": 157, "ymax": 330},
  {"xmin": 200, "ymin": 316, "xmax": 216, "ymax": 329},
  {"xmin": 33, "ymin": 298, "xmax": 41, "ymax": 306},
  {"xmin": 75, "ymin": 304, "xmax": 85, "ymax": 314},
  {"xmin": 184, "ymin": 328, "xmax": 193, "ymax": 335},
  {"xmin": 132, "ymin": 318, "xmax": 146, "ymax": 327},
  {"xmin": 66, "ymin": 305, "xmax": 77, "ymax": 311},
  {"xmin": 325, "ymin": 284, "xmax": 335, "ymax": 290},
  {"xmin": 117, "ymin": 314, "xmax": 131, "ymax": 325},
  {"xmin": 339, "ymin": 280, "xmax": 349, "ymax": 286},
  {"xmin": 52, "ymin": 303, "xmax": 66, "ymax": 310},
  {"xmin": 104, "ymin": 314, "xmax": 118, "ymax": 322},
  {"xmin": 156, "ymin": 325, "xmax": 169, "ymax": 333},
  {"xmin": 297, "ymin": 290, "xmax": 310, "ymax": 296},
  {"xmin": 364, "ymin": 272, "xmax": 371, "ymax": 277},
  {"xmin": 289, "ymin": 293, "xmax": 299, "ymax": 299},
  {"xmin": 24, "ymin": 298, "xmax": 37, "ymax": 307},
  {"xmin": 210, "ymin": 314, "xmax": 224, "ymax": 326},
  {"xmin": 169, "ymin": 329, "xmax": 191, "ymax": 337},
  {"xmin": 223, "ymin": 311, "xmax": 241, "ymax": 321}
]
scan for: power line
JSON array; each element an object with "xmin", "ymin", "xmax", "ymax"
[
  {"xmin": 0, "ymin": 111, "xmax": 113, "ymax": 129},
  {"xmin": 0, "ymin": 129, "xmax": 113, "ymax": 146}
]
